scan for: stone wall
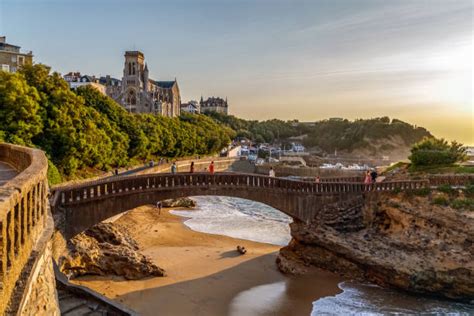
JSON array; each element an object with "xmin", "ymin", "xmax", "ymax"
[
  {"xmin": 17, "ymin": 238, "xmax": 59, "ymax": 315},
  {"xmin": 0, "ymin": 143, "xmax": 58, "ymax": 315}
]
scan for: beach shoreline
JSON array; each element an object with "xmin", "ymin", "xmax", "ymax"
[{"xmin": 72, "ymin": 205, "xmax": 342, "ymax": 316}]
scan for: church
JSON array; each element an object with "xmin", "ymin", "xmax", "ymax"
[{"xmin": 106, "ymin": 51, "xmax": 181, "ymax": 117}]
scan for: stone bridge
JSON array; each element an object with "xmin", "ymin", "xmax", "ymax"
[{"xmin": 51, "ymin": 173, "xmax": 428, "ymax": 239}]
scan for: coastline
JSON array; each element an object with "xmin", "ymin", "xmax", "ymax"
[{"xmin": 72, "ymin": 205, "xmax": 342, "ymax": 316}]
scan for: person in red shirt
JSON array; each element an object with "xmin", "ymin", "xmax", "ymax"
[{"xmin": 209, "ymin": 161, "xmax": 215, "ymax": 174}]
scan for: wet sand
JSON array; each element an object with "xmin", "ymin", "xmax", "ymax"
[{"xmin": 73, "ymin": 205, "xmax": 341, "ymax": 316}]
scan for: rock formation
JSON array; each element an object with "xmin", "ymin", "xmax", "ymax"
[
  {"xmin": 277, "ymin": 191, "xmax": 474, "ymax": 301},
  {"xmin": 60, "ymin": 222, "xmax": 165, "ymax": 280},
  {"xmin": 161, "ymin": 197, "xmax": 196, "ymax": 208}
]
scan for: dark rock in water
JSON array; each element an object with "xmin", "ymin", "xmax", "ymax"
[
  {"xmin": 60, "ymin": 222, "xmax": 165, "ymax": 280},
  {"xmin": 277, "ymin": 192, "xmax": 474, "ymax": 302},
  {"xmin": 161, "ymin": 197, "xmax": 196, "ymax": 208}
]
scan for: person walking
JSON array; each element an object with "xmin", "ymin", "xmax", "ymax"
[
  {"xmin": 190, "ymin": 161, "xmax": 195, "ymax": 173},
  {"xmin": 364, "ymin": 170, "xmax": 372, "ymax": 184},
  {"xmin": 171, "ymin": 162, "xmax": 177, "ymax": 174},
  {"xmin": 314, "ymin": 176, "xmax": 320, "ymax": 183},
  {"xmin": 269, "ymin": 167, "xmax": 275, "ymax": 177},
  {"xmin": 209, "ymin": 161, "xmax": 215, "ymax": 174},
  {"xmin": 370, "ymin": 169, "xmax": 378, "ymax": 183}
]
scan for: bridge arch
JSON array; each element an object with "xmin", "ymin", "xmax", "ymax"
[{"xmin": 51, "ymin": 172, "xmax": 428, "ymax": 239}]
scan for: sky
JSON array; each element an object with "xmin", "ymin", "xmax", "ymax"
[{"xmin": 1, "ymin": 0, "xmax": 472, "ymax": 144}]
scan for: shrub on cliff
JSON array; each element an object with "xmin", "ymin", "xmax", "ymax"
[
  {"xmin": 409, "ymin": 138, "xmax": 467, "ymax": 167},
  {"xmin": 47, "ymin": 159, "xmax": 62, "ymax": 185}
]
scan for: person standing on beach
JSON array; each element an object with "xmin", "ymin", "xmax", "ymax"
[
  {"xmin": 171, "ymin": 162, "xmax": 177, "ymax": 174},
  {"xmin": 209, "ymin": 161, "xmax": 215, "ymax": 174},
  {"xmin": 190, "ymin": 161, "xmax": 195, "ymax": 173},
  {"xmin": 156, "ymin": 201, "xmax": 162, "ymax": 215},
  {"xmin": 269, "ymin": 167, "xmax": 275, "ymax": 177}
]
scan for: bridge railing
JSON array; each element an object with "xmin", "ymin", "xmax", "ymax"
[
  {"xmin": 427, "ymin": 174, "xmax": 474, "ymax": 186},
  {"xmin": 53, "ymin": 172, "xmax": 430, "ymax": 207},
  {"xmin": 0, "ymin": 143, "xmax": 48, "ymax": 315}
]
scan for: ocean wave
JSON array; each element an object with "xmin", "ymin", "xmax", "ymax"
[
  {"xmin": 312, "ymin": 282, "xmax": 474, "ymax": 315},
  {"xmin": 170, "ymin": 196, "xmax": 291, "ymax": 246}
]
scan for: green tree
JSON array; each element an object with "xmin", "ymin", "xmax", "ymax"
[
  {"xmin": 409, "ymin": 138, "xmax": 467, "ymax": 166},
  {"xmin": 0, "ymin": 71, "xmax": 42, "ymax": 145}
]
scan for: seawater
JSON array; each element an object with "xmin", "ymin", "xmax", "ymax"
[
  {"xmin": 170, "ymin": 196, "xmax": 292, "ymax": 246},
  {"xmin": 171, "ymin": 196, "xmax": 474, "ymax": 315}
]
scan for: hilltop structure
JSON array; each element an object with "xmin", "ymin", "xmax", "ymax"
[
  {"xmin": 0, "ymin": 36, "xmax": 33, "ymax": 73},
  {"xmin": 200, "ymin": 96, "xmax": 229, "ymax": 114},
  {"xmin": 181, "ymin": 100, "xmax": 200, "ymax": 114},
  {"xmin": 105, "ymin": 51, "xmax": 181, "ymax": 117},
  {"xmin": 63, "ymin": 72, "xmax": 106, "ymax": 95}
]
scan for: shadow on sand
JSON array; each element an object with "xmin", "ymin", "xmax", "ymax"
[{"xmin": 107, "ymin": 253, "xmax": 341, "ymax": 316}]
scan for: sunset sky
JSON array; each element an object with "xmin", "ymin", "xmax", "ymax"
[{"xmin": 1, "ymin": 0, "xmax": 472, "ymax": 144}]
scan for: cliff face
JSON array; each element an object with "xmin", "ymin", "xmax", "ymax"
[{"xmin": 277, "ymin": 192, "xmax": 474, "ymax": 301}]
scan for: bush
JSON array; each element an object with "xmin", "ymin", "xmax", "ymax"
[
  {"xmin": 409, "ymin": 138, "xmax": 467, "ymax": 166},
  {"xmin": 450, "ymin": 198, "xmax": 474, "ymax": 211},
  {"xmin": 47, "ymin": 159, "xmax": 62, "ymax": 185},
  {"xmin": 432, "ymin": 196, "xmax": 449, "ymax": 206},
  {"xmin": 410, "ymin": 187, "xmax": 431, "ymax": 197},
  {"xmin": 437, "ymin": 184, "xmax": 455, "ymax": 195},
  {"xmin": 464, "ymin": 184, "xmax": 474, "ymax": 197}
]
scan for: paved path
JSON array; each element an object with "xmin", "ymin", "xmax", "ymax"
[{"xmin": 0, "ymin": 161, "xmax": 18, "ymax": 186}]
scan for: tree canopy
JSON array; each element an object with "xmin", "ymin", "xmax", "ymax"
[{"xmin": 0, "ymin": 64, "xmax": 234, "ymax": 179}]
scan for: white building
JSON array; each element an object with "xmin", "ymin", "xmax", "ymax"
[
  {"xmin": 63, "ymin": 72, "xmax": 106, "ymax": 95},
  {"xmin": 180, "ymin": 100, "xmax": 200, "ymax": 114}
]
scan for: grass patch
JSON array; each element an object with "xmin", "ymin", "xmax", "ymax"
[
  {"xmin": 408, "ymin": 164, "xmax": 474, "ymax": 174},
  {"xmin": 432, "ymin": 196, "xmax": 449, "ymax": 206},
  {"xmin": 437, "ymin": 184, "xmax": 456, "ymax": 195},
  {"xmin": 450, "ymin": 198, "xmax": 474, "ymax": 211},
  {"xmin": 464, "ymin": 184, "xmax": 474, "ymax": 197},
  {"xmin": 408, "ymin": 187, "xmax": 431, "ymax": 197},
  {"xmin": 384, "ymin": 161, "xmax": 409, "ymax": 174}
]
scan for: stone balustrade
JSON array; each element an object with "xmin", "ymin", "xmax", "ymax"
[
  {"xmin": 0, "ymin": 143, "xmax": 51, "ymax": 315},
  {"xmin": 53, "ymin": 172, "xmax": 428, "ymax": 207},
  {"xmin": 427, "ymin": 174, "xmax": 474, "ymax": 186}
]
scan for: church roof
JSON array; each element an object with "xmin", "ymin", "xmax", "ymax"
[{"xmin": 152, "ymin": 80, "xmax": 176, "ymax": 89}]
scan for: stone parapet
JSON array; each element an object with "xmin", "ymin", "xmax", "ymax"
[{"xmin": 0, "ymin": 143, "xmax": 50, "ymax": 315}]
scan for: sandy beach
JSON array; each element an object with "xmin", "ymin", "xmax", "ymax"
[{"xmin": 73, "ymin": 205, "xmax": 341, "ymax": 316}]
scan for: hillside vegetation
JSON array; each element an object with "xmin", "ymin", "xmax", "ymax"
[
  {"xmin": 206, "ymin": 112, "xmax": 432, "ymax": 157},
  {"xmin": 0, "ymin": 65, "xmax": 234, "ymax": 182}
]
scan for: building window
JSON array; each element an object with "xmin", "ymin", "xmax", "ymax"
[
  {"xmin": 126, "ymin": 90, "xmax": 136, "ymax": 105},
  {"xmin": 11, "ymin": 56, "xmax": 16, "ymax": 63},
  {"xmin": 17, "ymin": 56, "xmax": 24, "ymax": 65},
  {"xmin": 1, "ymin": 64, "xmax": 10, "ymax": 72},
  {"xmin": 128, "ymin": 62, "xmax": 132, "ymax": 75},
  {"xmin": 132, "ymin": 62, "xmax": 136, "ymax": 75}
]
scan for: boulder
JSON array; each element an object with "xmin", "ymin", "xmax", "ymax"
[
  {"xmin": 60, "ymin": 222, "xmax": 165, "ymax": 280},
  {"xmin": 161, "ymin": 197, "xmax": 196, "ymax": 208}
]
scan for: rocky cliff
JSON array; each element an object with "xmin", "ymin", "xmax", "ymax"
[
  {"xmin": 277, "ymin": 190, "xmax": 474, "ymax": 301},
  {"xmin": 59, "ymin": 222, "xmax": 165, "ymax": 280}
]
